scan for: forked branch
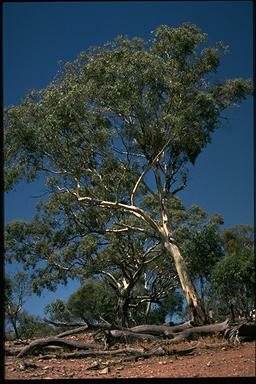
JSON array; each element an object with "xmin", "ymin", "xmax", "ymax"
[{"xmin": 130, "ymin": 135, "xmax": 175, "ymax": 205}]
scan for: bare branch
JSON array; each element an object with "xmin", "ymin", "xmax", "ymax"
[
  {"xmin": 101, "ymin": 270, "xmax": 119, "ymax": 289},
  {"xmin": 56, "ymin": 185, "xmax": 69, "ymax": 193},
  {"xmin": 105, "ymin": 228, "xmax": 129, "ymax": 233},
  {"xmin": 106, "ymin": 223, "xmax": 146, "ymax": 234},
  {"xmin": 171, "ymin": 174, "xmax": 188, "ymax": 195},
  {"xmin": 142, "ymin": 242, "xmax": 161, "ymax": 259},
  {"xmin": 112, "ymin": 146, "xmax": 146, "ymax": 158},
  {"xmin": 143, "ymin": 252, "xmax": 162, "ymax": 266},
  {"xmin": 130, "ymin": 134, "xmax": 175, "ymax": 205},
  {"xmin": 71, "ymin": 191, "xmax": 161, "ymax": 233}
]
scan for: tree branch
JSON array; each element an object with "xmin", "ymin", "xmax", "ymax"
[
  {"xmin": 101, "ymin": 270, "xmax": 119, "ymax": 289},
  {"xmin": 71, "ymin": 192, "xmax": 161, "ymax": 233},
  {"xmin": 130, "ymin": 134, "xmax": 175, "ymax": 205}
]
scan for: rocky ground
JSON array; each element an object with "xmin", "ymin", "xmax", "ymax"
[{"xmin": 4, "ymin": 334, "xmax": 255, "ymax": 379}]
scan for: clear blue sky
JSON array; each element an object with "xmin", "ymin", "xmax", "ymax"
[{"xmin": 4, "ymin": 1, "xmax": 253, "ymax": 318}]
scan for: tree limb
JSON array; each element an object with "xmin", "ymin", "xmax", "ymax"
[
  {"xmin": 17, "ymin": 337, "xmax": 102, "ymax": 358},
  {"xmin": 130, "ymin": 134, "xmax": 175, "ymax": 205},
  {"xmin": 70, "ymin": 193, "xmax": 161, "ymax": 233}
]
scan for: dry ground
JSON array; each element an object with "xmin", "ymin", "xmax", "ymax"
[{"xmin": 4, "ymin": 334, "xmax": 255, "ymax": 380}]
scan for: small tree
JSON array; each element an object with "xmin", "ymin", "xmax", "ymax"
[
  {"xmin": 209, "ymin": 225, "xmax": 255, "ymax": 321},
  {"xmin": 176, "ymin": 208, "xmax": 224, "ymax": 310},
  {"xmin": 5, "ymin": 23, "xmax": 252, "ymax": 324},
  {"xmin": 44, "ymin": 280, "xmax": 119, "ymax": 325},
  {"xmin": 4, "ymin": 272, "xmax": 31, "ymax": 339},
  {"xmin": 44, "ymin": 298, "xmax": 72, "ymax": 323},
  {"xmin": 66, "ymin": 279, "xmax": 117, "ymax": 324},
  {"xmin": 18, "ymin": 312, "xmax": 56, "ymax": 339}
]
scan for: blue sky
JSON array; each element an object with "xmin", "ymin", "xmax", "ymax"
[{"xmin": 4, "ymin": 1, "xmax": 253, "ymax": 318}]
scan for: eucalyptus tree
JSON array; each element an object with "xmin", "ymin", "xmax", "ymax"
[
  {"xmin": 5, "ymin": 23, "xmax": 252, "ymax": 324},
  {"xmin": 209, "ymin": 224, "xmax": 255, "ymax": 320},
  {"xmin": 221, "ymin": 224, "xmax": 254, "ymax": 255},
  {"xmin": 4, "ymin": 272, "xmax": 31, "ymax": 338}
]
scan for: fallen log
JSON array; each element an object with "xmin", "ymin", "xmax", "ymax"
[
  {"xmin": 163, "ymin": 345, "xmax": 197, "ymax": 356},
  {"xmin": 16, "ymin": 337, "xmax": 101, "ymax": 358},
  {"xmin": 56, "ymin": 325, "xmax": 90, "ymax": 338},
  {"xmin": 35, "ymin": 343, "xmax": 198, "ymax": 362},
  {"xmin": 154, "ymin": 319, "xmax": 230, "ymax": 345},
  {"xmin": 12, "ymin": 329, "xmax": 157, "ymax": 357},
  {"xmin": 130, "ymin": 321, "xmax": 192, "ymax": 336},
  {"xmin": 43, "ymin": 318, "xmax": 87, "ymax": 327},
  {"xmin": 44, "ymin": 317, "xmax": 123, "ymax": 331},
  {"xmin": 109, "ymin": 329, "xmax": 157, "ymax": 342},
  {"xmin": 14, "ymin": 319, "xmax": 233, "ymax": 358},
  {"xmin": 36, "ymin": 346, "xmax": 166, "ymax": 360},
  {"xmin": 196, "ymin": 341, "xmax": 232, "ymax": 350},
  {"xmin": 107, "ymin": 320, "xmax": 229, "ymax": 346}
]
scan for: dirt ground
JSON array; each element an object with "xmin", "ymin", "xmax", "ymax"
[{"xmin": 4, "ymin": 335, "xmax": 255, "ymax": 380}]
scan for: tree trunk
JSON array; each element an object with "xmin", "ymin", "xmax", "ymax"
[
  {"xmin": 199, "ymin": 274, "xmax": 206, "ymax": 310},
  {"xmin": 116, "ymin": 297, "xmax": 130, "ymax": 328},
  {"xmin": 162, "ymin": 237, "xmax": 208, "ymax": 325},
  {"xmin": 10, "ymin": 318, "xmax": 19, "ymax": 339}
]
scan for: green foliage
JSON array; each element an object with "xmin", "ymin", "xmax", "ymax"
[
  {"xmin": 66, "ymin": 279, "xmax": 117, "ymax": 323},
  {"xmin": 168, "ymin": 201, "xmax": 224, "ymax": 281},
  {"xmin": 5, "ymin": 206, "xmax": 101, "ymax": 293},
  {"xmin": 144, "ymin": 291, "xmax": 183, "ymax": 324},
  {"xmin": 209, "ymin": 225, "xmax": 255, "ymax": 320},
  {"xmin": 17, "ymin": 312, "xmax": 56, "ymax": 339},
  {"xmin": 4, "ymin": 272, "xmax": 32, "ymax": 337},
  {"xmin": 5, "ymin": 23, "xmax": 252, "ymax": 194},
  {"xmin": 43, "ymin": 278, "xmax": 182, "ymax": 326},
  {"xmin": 222, "ymin": 224, "xmax": 254, "ymax": 254},
  {"xmin": 44, "ymin": 279, "xmax": 118, "ymax": 324},
  {"xmin": 210, "ymin": 248, "xmax": 254, "ymax": 319},
  {"xmin": 180, "ymin": 221, "xmax": 224, "ymax": 279},
  {"xmin": 4, "ymin": 272, "xmax": 56, "ymax": 339},
  {"xmin": 44, "ymin": 299, "xmax": 72, "ymax": 323}
]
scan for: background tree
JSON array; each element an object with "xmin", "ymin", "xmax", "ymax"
[
  {"xmin": 44, "ymin": 298, "xmax": 73, "ymax": 323},
  {"xmin": 44, "ymin": 280, "xmax": 117, "ymax": 324},
  {"xmin": 5, "ymin": 272, "xmax": 31, "ymax": 339},
  {"xmin": 66, "ymin": 279, "xmax": 117, "ymax": 324},
  {"xmin": 176, "ymin": 207, "xmax": 224, "ymax": 311},
  {"xmin": 209, "ymin": 225, "xmax": 255, "ymax": 321},
  {"xmin": 5, "ymin": 23, "xmax": 252, "ymax": 324},
  {"xmin": 222, "ymin": 224, "xmax": 254, "ymax": 254},
  {"xmin": 17, "ymin": 312, "xmax": 56, "ymax": 339}
]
